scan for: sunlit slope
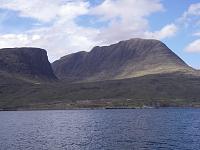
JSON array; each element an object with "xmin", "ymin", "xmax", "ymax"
[{"xmin": 52, "ymin": 38, "xmax": 194, "ymax": 82}]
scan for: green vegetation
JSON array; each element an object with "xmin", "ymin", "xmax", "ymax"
[{"xmin": 1, "ymin": 72, "xmax": 200, "ymax": 110}]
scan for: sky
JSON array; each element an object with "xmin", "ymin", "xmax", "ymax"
[{"xmin": 0, "ymin": 0, "xmax": 199, "ymax": 69}]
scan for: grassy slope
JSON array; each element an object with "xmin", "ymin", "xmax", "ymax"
[{"xmin": 1, "ymin": 72, "xmax": 200, "ymax": 110}]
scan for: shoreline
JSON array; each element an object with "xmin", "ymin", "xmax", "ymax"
[{"xmin": 0, "ymin": 106, "xmax": 199, "ymax": 111}]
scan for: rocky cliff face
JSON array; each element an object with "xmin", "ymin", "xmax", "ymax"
[
  {"xmin": 0, "ymin": 47, "xmax": 57, "ymax": 81},
  {"xmin": 52, "ymin": 38, "xmax": 193, "ymax": 82}
]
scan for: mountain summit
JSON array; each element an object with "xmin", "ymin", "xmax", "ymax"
[{"xmin": 52, "ymin": 38, "xmax": 193, "ymax": 82}]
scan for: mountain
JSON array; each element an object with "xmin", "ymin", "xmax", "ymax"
[
  {"xmin": 52, "ymin": 38, "xmax": 194, "ymax": 82},
  {"xmin": 0, "ymin": 47, "xmax": 57, "ymax": 82},
  {"xmin": 0, "ymin": 39, "xmax": 200, "ymax": 110}
]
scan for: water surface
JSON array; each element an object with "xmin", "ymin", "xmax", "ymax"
[{"xmin": 0, "ymin": 108, "xmax": 200, "ymax": 150}]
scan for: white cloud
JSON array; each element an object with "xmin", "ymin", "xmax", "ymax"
[
  {"xmin": 0, "ymin": 23, "xmax": 99, "ymax": 61},
  {"xmin": 179, "ymin": 2, "xmax": 200, "ymax": 28},
  {"xmin": 0, "ymin": 0, "xmax": 59, "ymax": 22},
  {"xmin": 26, "ymin": 22, "xmax": 100, "ymax": 61},
  {"xmin": 193, "ymin": 32, "xmax": 200, "ymax": 36},
  {"xmin": 179, "ymin": 3, "xmax": 200, "ymax": 54},
  {"xmin": 91, "ymin": 0, "xmax": 164, "ymax": 19},
  {"xmin": 0, "ymin": 0, "xmax": 97, "ymax": 61},
  {"xmin": 32, "ymin": 35, "xmax": 40, "ymax": 40},
  {"xmin": 0, "ymin": 0, "xmax": 89, "ymax": 22},
  {"xmin": 0, "ymin": 0, "xmax": 178, "ymax": 62},
  {"xmin": 145, "ymin": 24, "xmax": 178, "ymax": 39},
  {"xmin": 183, "ymin": 3, "xmax": 200, "ymax": 17},
  {"xmin": 0, "ymin": 34, "xmax": 29, "ymax": 48},
  {"xmin": 91, "ymin": 0, "xmax": 164, "ymax": 44},
  {"xmin": 185, "ymin": 39, "xmax": 200, "ymax": 53}
]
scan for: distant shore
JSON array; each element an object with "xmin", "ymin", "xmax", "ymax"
[{"xmin": 1, "ymin": 105, "xmax": 199, "ymax": 111}]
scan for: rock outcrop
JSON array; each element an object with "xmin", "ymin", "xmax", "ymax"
[{"xmin": 0, "ymin": 47, "xmax": 57, "ymax": 81}]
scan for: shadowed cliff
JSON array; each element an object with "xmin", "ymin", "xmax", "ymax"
[{"xmin": 0, "ymin": 47, "xmax": 57, "ymax": 82}]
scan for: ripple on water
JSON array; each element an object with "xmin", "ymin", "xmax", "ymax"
[{"xmin": 0, "ymin": 109, "xmax": 200, "ymax": 150}]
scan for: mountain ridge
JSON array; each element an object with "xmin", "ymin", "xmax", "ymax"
[{"xmin": 52, "ymin": 38, "xmax": 194, "ymax": 82}]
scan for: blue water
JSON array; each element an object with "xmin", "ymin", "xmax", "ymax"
[{"xmin": 0, "ymin": 109, "xmax": 200, "ymax": 150}]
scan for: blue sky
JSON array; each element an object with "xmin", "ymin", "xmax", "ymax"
[
  {"xmin": 0, "ymin": 0, "xmax": 199, "ymax": 69},
  {"xmin": 149, "ymin": 0, "xmax": 200, "ymax": 69}
]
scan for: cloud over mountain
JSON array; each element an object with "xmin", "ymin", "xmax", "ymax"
[{"xmin": 0, "ymin": 0, "xmax": 179, "ymax": 62}]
